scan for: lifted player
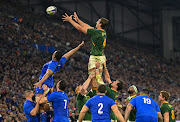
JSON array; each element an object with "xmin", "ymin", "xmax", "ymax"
[{"xmin": 62, "ymin": 12, "xmax": 109, "ymax": 84}]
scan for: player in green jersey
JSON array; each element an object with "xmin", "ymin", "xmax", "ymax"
[
  {"xmin": 125, "ymin": 85, "xmax": 138, "ymax": 122},
  {"xmin": 75, "ymin": 73, "xmax": 97, "ymax": 122},
  {"xmin": 62, "ymin": 12, "xmax": 109, "ymax": 82},
  {"xmin": 95, "ymin": 62, "xmax": 124, "ymax": 121},
  {"xmin": 159, "ymin": 91, "xmax": 176, "ymax": 122}
]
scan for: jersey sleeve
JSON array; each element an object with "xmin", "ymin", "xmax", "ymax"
[
  {"xmin": 47, "ymin": 92, "xmax": 56, "ymax": 102},
  {"xmin": 24, "ymin": 103, "xmax": 34, "ymax": 114},
  {"xmin": 77, "ymin": 93, "xmax": 84, "ymax": 100},
  {"xmin": 59, "ymin": 57, "xmax": 67, "ymax": 67},
  {"xmin": 160, "ymin": 105, "xmax": 168, "ymax": 115},
  {"xmin": 155, "ymin": 103, "xmax": 161, "ymax": 112},
  {"xmin": 110, "ymin": 99, "xmax": 116, "ymax": 107},
  {"xmin": 129, "ymin": 97, "xmax": 136, "ymax": 108},
  {"xmin": 87, "ymin": 29, "xmax": 97, "ymax": 36},
  {"xmin": 48, "ymin": 62, "xmax": 57, "ymax": 73},
  {"xmin": 85, "ymin": 99, "xmax": 91, "ymax": 109}
]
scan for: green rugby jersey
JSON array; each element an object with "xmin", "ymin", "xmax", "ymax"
[
  {"xmin": 160, "ymin": 101, "xmax": 175, "ymax": 122},
  {"xmin": 106, "ymin": 83, "xmax": 119, "ymax": 120},
  {"xmin": 127, "ymin": 95, "xmax": 137, "ymax": 121},
  {"xmin": 87, "ymin": 28, "xmax": 107, "ymax": 56},
  {"xmin": 76, "ymin": 90, "xmax": 97, "ymax": 120}
]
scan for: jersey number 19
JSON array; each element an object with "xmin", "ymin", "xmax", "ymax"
[{"xmin": 143, "ymin": 98, "xmax": 151, "ymax": 104}]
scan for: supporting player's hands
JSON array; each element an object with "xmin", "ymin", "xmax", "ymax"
[
  {"xmin": 36, "ymin": 96, "xmax": 41, "ymax": 104},
  {"xmin": 62, "ymin": 13, "xmax": 73, "ymax": 22},
  {"xmin": 73, "ymin": 12, "xmax": 79, "ymax": 22},
  {"xmin": 103, "ymin": 62, "xmax": 107, "ymax": 69},
  {"xmin": 96, "ymin": 62, "xmax": 100, "ymax": 69},
  {"xmin": 33, "ymin": 82, "xmax": 42, "ymax": 89},
  {"xmin": 88, "ymin": 73, "xmax": 95, "ymax": 80}
]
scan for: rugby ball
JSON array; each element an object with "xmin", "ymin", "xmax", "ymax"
[{"xmin": 46, "ymin": 6, "xmax": 57, "ymax": 15}]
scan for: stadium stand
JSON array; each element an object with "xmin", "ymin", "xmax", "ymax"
[{"xmin": 0, "ymin": 1, "xmax": 179, "ymax": 121}]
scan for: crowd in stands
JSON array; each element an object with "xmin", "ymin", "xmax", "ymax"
[{"xmin": 0, "ymin": 1, "xmax": 179, "ymax": 121}]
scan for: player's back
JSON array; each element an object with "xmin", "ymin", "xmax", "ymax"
[
  {"xmin": 39, "ymin": 61, "xmax": 58, "ymax": 87},
  {"xmin": 39, "ymin": 57, "xmax": 67, "ymax": 88},
  {"xmin": 85, "ymin": 95, "xmax": 115, "ymax": 122},
  {"xmin": 130, "ymin": 95, "xmax": 159, "ymax": 119},
  {"xmin": 47, "ymin": 91, "xmax": 69, "ymax": 122}
]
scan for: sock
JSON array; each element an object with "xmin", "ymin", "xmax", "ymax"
[{"xmin": 40, "ymin": 112, "xmax": 47, "ymax": 122}]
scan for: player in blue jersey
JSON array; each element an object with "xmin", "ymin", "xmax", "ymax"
[
  {"xmin": 34, "ymin": 41, "xmax": 84, "ymax": 121},
  {"xmin": 23, "ymin": 90, "xmax": 41, "ymax": 122},
  {"xmin": 78, "ymin": 84, "xmax": 125, "ymax": 122},
  {"xmin": 125, "ymin": 89, "xmax": 163, "ymax": 122},
  {"xmin": 39, "ymin": 80, "xmax": 69, "ymax": 122},
  {"xmin": 34, "ymin": 41, "xmax": 84, "ymax": 92}
]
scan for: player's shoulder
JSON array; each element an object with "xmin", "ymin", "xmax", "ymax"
[
  {"xmin": 23, "ymin": 100, "xmax": 33, "ymax": 108},
  {"xmin": 162, "ymin": 103, "xmax": 171, "ymax": 108},
  {"xmin": 58, "ymin": 91, "xmax": 68, "ymax": 98},
  {"xmin": 47, "ymin": 60, "xmax": 58, "ymax": 66}
]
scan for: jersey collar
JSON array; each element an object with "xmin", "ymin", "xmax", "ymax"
[
  {"xmin": 111, "ymin": 88, "xmax": 118, "ymax": 93},
  {"xmin": 98, "ymin": 29, "xmax": 105, "ymax": 31},
  {"xmin": 162, "ymin": 101, "xmax": 168, "ymax": 104},
  {"xmin": 129, "ymin": 94, "xmax": 137, "ymax": 99}
]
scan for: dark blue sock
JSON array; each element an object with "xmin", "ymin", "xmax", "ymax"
[{"xmin": 40, "ymin": 112, "xmax": 47, "ymax": 122}]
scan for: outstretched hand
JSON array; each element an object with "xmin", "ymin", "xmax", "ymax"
[
  {"xmin": 73, "ymin": 12, "xmax": 79, "ymax": 22},
  {"xmin": 62, "ymin": 13, "xmax": 73, "ymax": 22},
  {"xmin": 79, "ymin": 41, "xmax": 84, "ymax": 47}
]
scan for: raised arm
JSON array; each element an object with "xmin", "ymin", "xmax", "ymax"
[
  {"xmin": 62, "ymin": 13, "xmax": 92, "ymax": 34},
  {"xmin": 124, "ymin": 104, "xmax": 133, "ymax": 122},
  {"xmin": 63, "ymin": 41, "xmax": 84, "ymax": 60},
  {"xmin": 103, "ymin": 62, "xmax": 112, "ymax": 84},
  {"xmin": 73, "ymin": 12, "xmax": 93, "ymax": 29},
  {"xmin": 80, "ymin": 73, "xmax": 95, "ymax": 95},
  {"xmin": 78, "ymin": 105, "xmax": 89, "ymax": 122},
  {"xmin": 111, "ymin": 104, "xmax": 125, "ymax": 122}
]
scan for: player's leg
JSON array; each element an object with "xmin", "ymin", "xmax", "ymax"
[
  {"xmin": 88, "ymin": 55, "xmax": 97, "ymax": 88},
  {"xmin": 35, "ymin": 86, "xmax": 47, "ymax": 122},
  {"xmin": 36, "ymin": 84, "xmax": 51, "ymax": 122},
  {"xmin": 95, "ymin": 55, "xmax": 106, "ymax": 85}
]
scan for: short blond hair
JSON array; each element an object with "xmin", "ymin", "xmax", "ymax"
[
  {"xmin": 24, "ymin": 90, "xmax": 33, "ymax": 98},
  {"xmin": 161, "ymin": 91, "xmax": 170, "ymax": 101}
]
